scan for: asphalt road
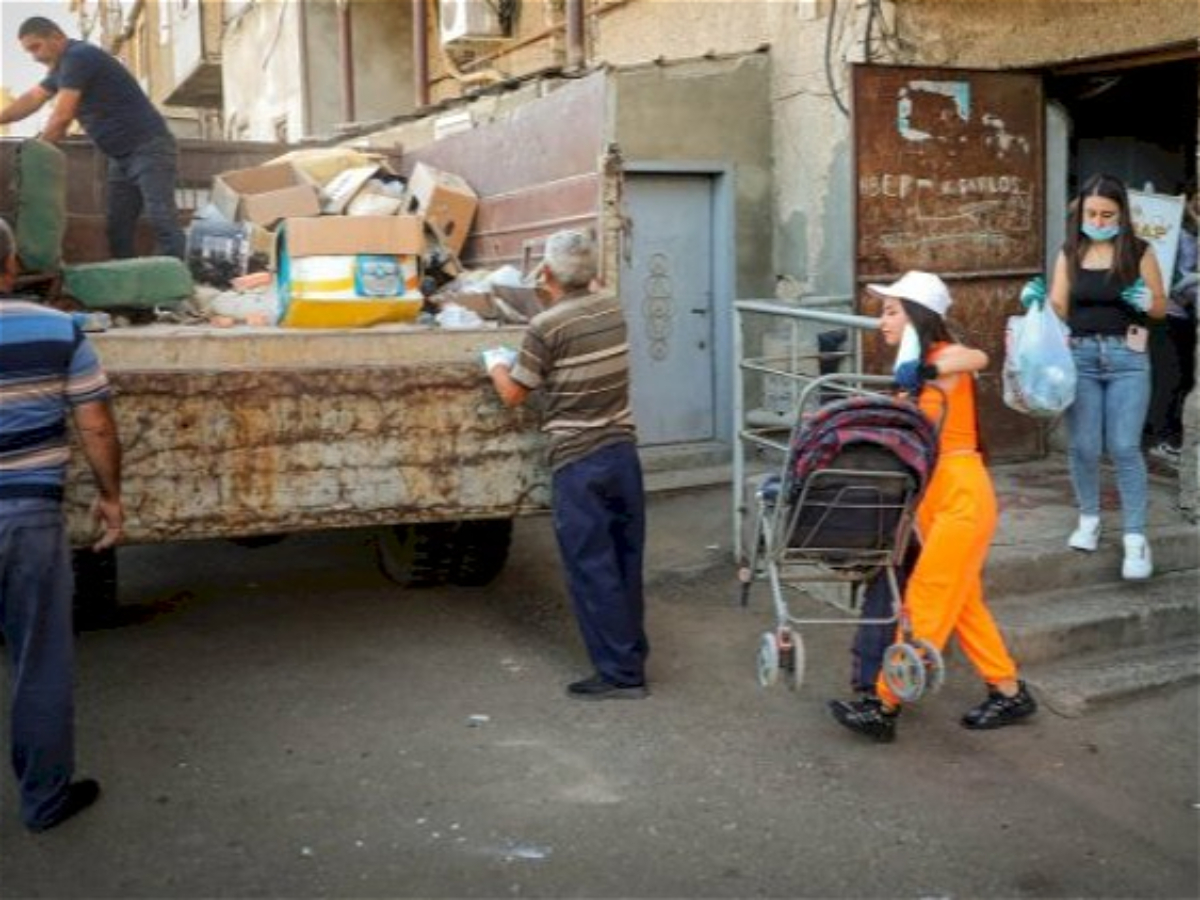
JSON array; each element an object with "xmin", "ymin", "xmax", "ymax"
[{"xmin": 1, "ymin": 492, "xmax": 1197, "ymax": 899}]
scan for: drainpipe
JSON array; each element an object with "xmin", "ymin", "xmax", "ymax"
[
  {"xmin": 565, "ymin": 0, "xmax": 585, "ymax": 72},
  {"xmin": 297, "ymin": 0, "xmax": 314, "ymax": 137},
  {"xmin": 413, "ymin": 0, "xmax": 430, "ymax": 108},
  {"xmin": 337, "ymin": 0, "xmax": 357, "ymax": 123}
]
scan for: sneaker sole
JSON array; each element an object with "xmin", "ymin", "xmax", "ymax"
[{"xmin": 961, "ymin": 709, "xmax": 1037, "ymax": 730}]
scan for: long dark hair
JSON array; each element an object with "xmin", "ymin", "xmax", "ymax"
[
  {"xmin": 899, "ymin": 299, "xmax": 956, "ymax": 361},
  {"xmin": 1064, "ymin": 173, "xmax": 1145, "ymax": 284}
]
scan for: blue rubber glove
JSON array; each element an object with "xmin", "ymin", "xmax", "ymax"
[
  {"xmin": 1019, "ymin": 276, "xmax": 1047, "ymax": 311},
  {"xmin": 893, "ymin": 360, "xmax": 937, "ymax": 392},
  {"xmin": 1120, "ymin": 277, "xmax": 1151, "ymax": 312},
  {"xmin": 481, "ymin": 346, "xmax": 518, "ymax": 373}
]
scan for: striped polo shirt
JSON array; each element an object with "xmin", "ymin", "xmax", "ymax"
[
  {"xmin": 0, "ymin": 299, "xmax": 111, "ymax": 500},
  {"xmin": 510, "ymin": 289, "xmax": 637, "ymax": 471}
]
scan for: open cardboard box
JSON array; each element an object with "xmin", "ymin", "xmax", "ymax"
[{"xmin": 212, "ymin": 162, "xmax": 322, "ymax": 228}]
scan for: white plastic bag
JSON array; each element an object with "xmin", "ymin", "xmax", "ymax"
[{"xmin": 1002, "ymin": 303, "xmax": 1076, "ymax": 417}]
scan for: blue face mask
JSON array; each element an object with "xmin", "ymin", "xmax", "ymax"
[{"xmin": 1082, "ymin": 222, "xmax": 1121, "ymax": 242}]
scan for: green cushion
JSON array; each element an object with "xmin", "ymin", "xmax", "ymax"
[
  {"xmin": 15, "ymin": 139, "xmax": 67, "ymax": 272},
  {"xmin": 63, "ymin": 257, "xmax": 194, "ymax": 309}
]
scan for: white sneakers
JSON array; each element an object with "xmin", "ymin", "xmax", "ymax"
[
  {"xmin": 1068, "ymin": 515, "xmax": 1101, "ymax": 552},
  {"xmin": 1068, "ymin": 517, "xmax": 1153, "ymax": 580},
  {"xmin": 1122, "ymin": 533, "xmax": 1154, "ymax": 581}
]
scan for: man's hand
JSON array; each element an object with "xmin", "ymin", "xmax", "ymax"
[
  {"xmin": 481, "ymin": 346, "xmax": 518, "ymax": 373},
  {"xmin": 90, "ymin": 495, "xmax": 124, "ymax": 552},
  {"xmin": 894, "ymin": 360, "xmax": 937, "ymax": 392},
  {"xmin": 1019, "ymin": 275, "xmax": 1047, "ymax": 311},
  {"xmin": 1120, "ymin": 277, "xmax": 1151, "ymax": 312}
]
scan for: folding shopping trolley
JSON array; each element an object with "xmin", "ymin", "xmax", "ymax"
[{"xmin": 738, "ymin": 373, "xmax": 946, "ymax": 700}]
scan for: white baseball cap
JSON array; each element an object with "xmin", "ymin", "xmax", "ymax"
[{"xmin": 868, "ymin": 271, "xmax": 952, "ymax": 318}]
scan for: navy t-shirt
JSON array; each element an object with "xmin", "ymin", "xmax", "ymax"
[{"xmin": 40, "ymin": 40, "xmax": 169, "ymax": 158}]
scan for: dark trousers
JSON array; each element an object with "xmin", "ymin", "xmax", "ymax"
[
  {"xmin": 851, "ymin": 540, "xmax": 920, "ymax": 693},
  {"xmin": 0, "ymin": 498, "xmax": 77, "ymax": 829},
  {"xmin": 552, "ymin": 441, "xmax": 649, "ymax": 686},
  {"xmin": 106, "ymin": 133, "xmax": 186, "ymax": 260},
  {"xmin": 1147, "ymin": 315, "xmax": 1197, "ymax": 446}
]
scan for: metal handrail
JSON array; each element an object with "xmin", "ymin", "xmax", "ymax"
[{"xmin": 733, "ymin": 298, "xmax": 883, "ymax": 559}]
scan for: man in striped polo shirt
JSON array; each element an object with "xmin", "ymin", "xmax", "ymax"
[
  {"xmin": 485, "ymin": 229, "xmax": 649, "ymax": 700},
  {"xmin": 0, "ymin": 218, "xmax": 124, "ymax": 832}
]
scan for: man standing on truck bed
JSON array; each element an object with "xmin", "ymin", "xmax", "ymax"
[
  {"xmin": 484, "ymin": 229, "xmax": 650, "ymax": 701},
  {"xmin": 0, "ymin": 217, "xmax": 124, "ymax": 832},
  {"xmin": 0, "ymin": 16, "xmax": 186, "ymax": 260}
]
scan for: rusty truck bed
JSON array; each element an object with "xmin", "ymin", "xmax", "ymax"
[{"xmin": 66, "ymin": 325, "xmax": 548, "ymax": 546}]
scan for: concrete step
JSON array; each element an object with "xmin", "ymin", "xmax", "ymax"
[
  {"xmin": 986, "ymin": 522, "xmax": 1200, "ymax": 600},
  {"xmin": 995, "ymin": 571, "xmax": 1200, "ymax": 665},
  {"xmin": 1023, "ymin": 636, "xmax": 1200, "ymax": 718}
]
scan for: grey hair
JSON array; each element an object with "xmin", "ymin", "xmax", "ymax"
[
  {"xmin": 0, "ymin": 217, "xmax": 15, "ymax": 265},
  {"xmin": 542, "ymin": 229, "xmax": 598, "ymax": 290}
]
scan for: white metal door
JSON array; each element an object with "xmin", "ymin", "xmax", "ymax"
[{"xmin": 620, "ymin": 174, "xmax": 716, "ymax": 445}]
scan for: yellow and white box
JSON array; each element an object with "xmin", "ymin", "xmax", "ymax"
[{"xmin": 277, "ymin": 216, "xmax": 425, "ymax": 328}]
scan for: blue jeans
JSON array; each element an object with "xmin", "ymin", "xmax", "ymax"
[
  {"xmin": 0, "ymin": 498, "xmax": 77, "ymax": 830},
  {"xmin": 106, "ymin": 133, "xmax": 186, "ymax": 259},
  {"xmin": 1066, "ymin": 335, "xmax": 1151, "ymax": 534},
  {"xmin": 552, "ymin": 441, "xmax": 649, "ymax": 686}
]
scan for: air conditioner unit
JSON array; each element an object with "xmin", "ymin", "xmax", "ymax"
[{"xmin": 439, "ymin": 0, "xmax": 508, "ymax": 45}]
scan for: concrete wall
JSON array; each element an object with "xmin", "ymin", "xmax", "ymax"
[
  {"xmin": 614, "ymin": 53, "xmax": 774, "ymax": 301},
  {"xmin": 221, "ymin": 2, "xmax": 307, "ymax": 140},
  {"xmin": 223, "ymin": 1, "xmax": 414, "ymax": 141},
  {"xmin": 305, "ymin": 0, "xmax": 416, "ymax": 135}
]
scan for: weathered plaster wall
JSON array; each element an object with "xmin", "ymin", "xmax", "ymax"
[
  {"xmin": 890, "ymin": 0, "xmax": 1198, "ymax": 69},
  {"xmin": 221, "ymin": 3, "xmax": 306, "ymax": 140},
  {"xmin": 614, "ymin": 53, "xmax": 774, "ymax": 300},
  {"xmin": 305, "ymin": 0, "xmax": 415, "ymax": 135}
]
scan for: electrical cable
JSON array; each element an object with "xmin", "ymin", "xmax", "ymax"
[{"xmin": 825, "ymin": 0, "xmax": 850, "ymax": 117}]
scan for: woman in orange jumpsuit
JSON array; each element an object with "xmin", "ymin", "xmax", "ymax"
[{"xmin": 829, "ymin": 271, "xmax": 1037, "ymax": 743}]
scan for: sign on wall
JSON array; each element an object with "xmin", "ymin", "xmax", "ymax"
[{"xmin": 1129, "ymin": 189, "xmax": 1185, "ymax": 285}]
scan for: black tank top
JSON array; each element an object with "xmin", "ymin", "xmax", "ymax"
[{"xmin": 1067, "ymin": 267, "xmax": 1141, "ymax": 337}]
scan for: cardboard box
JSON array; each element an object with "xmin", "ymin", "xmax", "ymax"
[
  {"xmin": 276, "ymin": 216, "xmax": 426, "ymax": 328},
  {"xmin": 211, "ymin": 163, "xmax": 322, "ymax": 228},
  {"xmin": 404, "ymin": 162, "xmax": 478, "ymax": 257}
]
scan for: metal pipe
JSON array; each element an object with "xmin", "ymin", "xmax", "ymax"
[
  {"xmin": 565, "ymin": 0, "xmax": 585, "ymax": 72},
  {"xmin": 337, "ymin": 0, "xmax": 356, "ymax": 123},
  {"xmin": 297, "ymin": 0, "xmax": 314, "ymax": 137},
  {"xmin": 413, "ymin": 0, "xmax": 430, "ymax": 108}
]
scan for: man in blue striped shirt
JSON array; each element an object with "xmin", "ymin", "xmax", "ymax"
[{"xmin": 0, "ymin": 218, "xmax": 124, "ymax": 832}]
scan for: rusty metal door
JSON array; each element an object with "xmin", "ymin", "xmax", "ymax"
[{"xmin": 853, "ymin": 65, "xmax": 1045, "ymax": 459}]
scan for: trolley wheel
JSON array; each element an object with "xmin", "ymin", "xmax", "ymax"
[
  {"xmin": 911, "ymin": 638, "xmax": 945, "ymax": 693},
  {"xmin": 781, "ymin": 631, "xmax": 806, "ymax": 692},
  {"xmin": 882, "ymin": 642, "xmax": 927, "ymax": 703},
  {"xmin": 756, "ymin": 631, "xmax": 780, "ymax": 687}
]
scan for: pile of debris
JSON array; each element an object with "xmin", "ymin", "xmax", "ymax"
[{"xmin": 180, "ymin": 148, "xmax": 542, "ymax": 330}]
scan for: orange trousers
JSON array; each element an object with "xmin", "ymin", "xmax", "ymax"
[{"xmin": 875, "ymin": 453, "xmax": 1018, "ymax": 706}]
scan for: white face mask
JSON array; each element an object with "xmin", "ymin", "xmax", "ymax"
[{"xmin": 893, "ymin": 324, "xmax": 922, "ymax": 372}]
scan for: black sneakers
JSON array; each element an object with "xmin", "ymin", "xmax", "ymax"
[
  {"xmin": 828, "ymin": 696, "xmax": 899, "ymax": 743},
  {"xmin": 961, "ymin": 681, "xmax": 1038, "ymax": 730},
  {"xmin": 27, "ymin": 779, "xmax": 101, "ymax": 833},
  {"xmin": 566, "ymin": 674, "xmax": 648, "ymax": 701}
]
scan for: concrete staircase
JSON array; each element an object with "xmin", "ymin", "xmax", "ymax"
[{"xmin": 986, "ymin": 521, "xmax": 1200, "ymax": 717}]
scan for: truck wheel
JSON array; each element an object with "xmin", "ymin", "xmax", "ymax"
[
  {"xmin": 450, "ymin": 519, "xmax": 513, "ymax": 586},
  {"xmin": 376, "ymin": 523, "xmax": 456, "ymax": 588},
  {"xmin": 228, "ymin": 534, "xmax": 288, "ymax": 548},
  {"xmin": 72, "ymin": 547, "xmax": 119, "ymax": 630}
]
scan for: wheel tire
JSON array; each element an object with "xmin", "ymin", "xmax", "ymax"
[
  {"xmin": 449, "ymin": 519, "xmax": 513, "ymax": 587},
  {"xmin": 783, "ymin": 632, "xmax": 806, "ymax": 692},
  {"xmin": 72, "ymin": 547, "xmax": 119, "ymax": 630},
  {"xmin": 376, "ymin": 522, "xmax": 456, "ymax": 588},
  {"xmin": 882, "ymin": 642, "xmax": 927, "ymax": 703},
  {"xmin": 756, "ymin": 631, "xmax": 780, "ymax": 687}
]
